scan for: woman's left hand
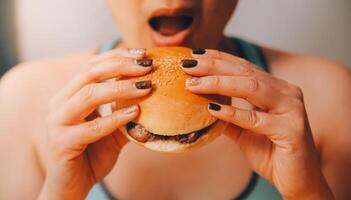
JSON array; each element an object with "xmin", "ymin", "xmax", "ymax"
[{"xmin": 181, "ymin": 49, "xmax": 334, "ymax": 200}]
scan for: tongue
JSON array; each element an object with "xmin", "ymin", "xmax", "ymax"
[{"xmin": 155, "ymin": 16, "xmax": 191, "ymax": 36}]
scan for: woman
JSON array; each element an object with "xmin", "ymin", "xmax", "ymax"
[{"xmin": 0, "ymin": 0, "xmax": 350, "ymax": 199}]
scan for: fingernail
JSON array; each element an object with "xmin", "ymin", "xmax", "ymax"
[
  {"xmin": 182, "ymin": 59, "xmax": 198, "ymax": 68},
  {"xmin": 209, "ymin": 103, "xmax": 221, "ymax": 111},
  {"xmin": 129, "ymin": 48, "xmax": 146, "ymax": 56},
  {"xmin": 134, "ymin": 80, "xmax": 152, "ymax": 89},
  {"xmin": 123, "ymin": 105, "xmax": 138, "ymax": 115},
  {"xmin": 192, "ymin": 48, "xmax": 206, "ymax": 55},
  {"xmin": 186, "ymin": 78, "xmax": 201, "ymax": 87},
  {"xmin": 136, "ymin": 59, "xmax": 153, "ymax": 67}
]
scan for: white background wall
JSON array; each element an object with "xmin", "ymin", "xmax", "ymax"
[{"xmin": 16, "ymin": 0, "xmax": 351, "ymax": 66}]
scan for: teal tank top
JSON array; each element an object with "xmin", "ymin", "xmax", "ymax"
[{"xmin": 86, "ymin": 38, "xmax": 282, "ymax": 200}]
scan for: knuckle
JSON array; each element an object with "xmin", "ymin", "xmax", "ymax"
[
  {"xmin": 106, "ymin": 113, "xmax": 119, "ymax": 127},
  {"xmin": 80, "ymin": 84, "xmax": 97, "ymax": 102},
  {"xmin": 208, "ymin": 59, "xmax": 217, "ymax": 71},
  {"xmin": 227, "ymin": 107, "xmax": 238, "ymax": 121},
  {"xmin": 114, "ymin": 81, "xmax": 128, "ymax": 95},
  {"xmin": 87, "ymin": 118, "xmax": 103, "ymax": 135},
  {"xmin": 248, "ymin": 110, "xmax": 260, "ymax": 128},
  {"xmin": 208, "ymin": 76, "xmax": 220, "ymax": 87},
  {"xmin": 290, "ymin": 85, "xmax": 304, "ymax": 99},
  {"xmin": 247, "ymin": 77, "xmax": 259, "ymax": 93},
  {"xmin": 200, "ymin": 59, "xmax": 212, "ymax": 74},
  {"xmin": 238, "ymin": 60, "xmax": 254, "ymax": 75}
]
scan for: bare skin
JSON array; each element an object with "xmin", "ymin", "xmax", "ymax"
[{"xmin": 1, "ymin": 0, "xmax": 351, "ymax": 199}]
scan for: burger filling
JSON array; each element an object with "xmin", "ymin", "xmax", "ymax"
[{"xmin": 126, "ymin": 122, "xmax": 212, "ymax": 144}]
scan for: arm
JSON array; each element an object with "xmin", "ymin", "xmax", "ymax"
[
  {"xmin": 0, "ymin": 67, "xmax": 45, "ymax": 199},
  {"xmin": 304, "ymin": 61, "xmax": 351, "ymax": 200},
  {"xmin": 0, "ymin": 134, "xmax": 44, "ymax": 199},
  {"xmin": 265, "ymin": 50, "xmax": 351, "ymax": 199}
]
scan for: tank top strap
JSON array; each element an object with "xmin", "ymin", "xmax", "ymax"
[
  {"xmin": 233, "ymin": 38, "xmax": 270, "ymax": 73},
  {"xmin": 99, "ymin": 37, "xmax": 120, "ymax": 54}
]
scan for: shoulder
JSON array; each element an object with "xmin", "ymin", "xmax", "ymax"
[
  {"xmin": 0, "ymin": 50, "xmax": 95, "ymax": 146},
  {"xmin": 0, "ymin": 50, "xmax": 94, "ymax": 134},
  {"xmin": 263, "ymin": 47, "xmax": 351, "ymax": 142},
  {"xmin": 0, "ymin": 50, "xmax": 95, "ymax": 198},
  {"xmin": 264, "ymin": 47, "xmax": 350, "ymax": 90},
  {"xmin": 1, "ymin": 50, "xmax": 95, "ymax": 98}
]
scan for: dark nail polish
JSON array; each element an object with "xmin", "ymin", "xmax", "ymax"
[
  {"xmin": 192, "ymin": 48, "xmax": 206, "ymax": 55},
  {"xmin": 135, "ymin": 80, "xmax": 152, "ymax": 89},
  {"xmin": 136, "ymin": 59, "xmax": 153, "ymax": 67},
  {"xmin": 182, "ymin": 59, "xmax": 198, "ymax": 68},
  {"xmin": 209, "ymin": 103, "xmax": 221, "ymax": 111}
]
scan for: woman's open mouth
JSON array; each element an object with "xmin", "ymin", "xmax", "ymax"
[
  {"xmin": 148, "ymin": 9, "xmax": 195, "ymax": 46},
  {"xmin": 126, "ymin": 122, "xmax": 212, "ymax": 144}
]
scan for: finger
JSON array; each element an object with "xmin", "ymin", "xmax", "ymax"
[
  {"xmin": 64, "ymin": 105, "xmax": 139, "ymax": 146},
  {"xmin": 192, "ymin": 48, "xmax": 263, "ymax": 70},
  {"xmin": 186, "ymin": 76, "xmax": 286, "ymax": 110},
  {"xmin": 55, "ymin": 80, "xmax": 152, "ymax": 124},
  {"xmin": 58, "ymin": 57, "xmax": 153, "ymax": 101},
  {"xmin": 185, "ymin": 49, "xmax": 302, "ymax": 98},
  {"xmin": 181, "ymin": 57, "xmax": 260, "ymax": 77},
  {"xmin": 90, "ymin": 48, "xmax": 146, "ymax": 64},
  {"xmin": 183, "ymin": 48, "xmax": 263, "ymax": 77},
  {"xmin": 182, "ymin": 58, "xmax": 303, "ymax": 100},
  {"xmin": 208, "ymin": 103, "xmax": 278, "ymax": 138},
  {"xmin": 192, "ymin": 49, "xmax": 242, "ymax": 63}
]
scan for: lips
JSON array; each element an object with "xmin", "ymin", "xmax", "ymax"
[{"xmin": 148, "ymin": 8, "xmax": 195, "ymax": 46}]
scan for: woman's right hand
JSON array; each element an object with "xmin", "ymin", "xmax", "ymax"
[{"xmin": 38, "ymin": 48, "xmax": 153, "ymax": 200}]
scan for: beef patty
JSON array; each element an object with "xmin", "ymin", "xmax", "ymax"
[{"xmin": 126, "ymin": 122, "xmax": 213, "ymax": 144}]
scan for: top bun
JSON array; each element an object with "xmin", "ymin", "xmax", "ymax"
[{"xmin": 116, "ymin": 47, "xmax": 229, "ymax": 136}]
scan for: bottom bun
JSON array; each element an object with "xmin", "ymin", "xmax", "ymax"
[{"xmin": 120, "ymin": 120, "xmax": 228, "ymax": 153}]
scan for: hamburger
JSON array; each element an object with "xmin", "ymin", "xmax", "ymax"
[{"xmin": 115, "ymin": 47, "xmax": 230, "ymax": 153}]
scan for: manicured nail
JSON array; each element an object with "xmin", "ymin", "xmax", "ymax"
[
  {"xmin": 129, "ymin": 48, "xmax": 146, "ymax": 56},
  {"xmin": 182, "ymin": 59, "xmax": 198, "ymax": 68},
  {"xmin": 186, "ymin": 78, "xmax": 201, "ymax": 87},
  {"xmin": 192, "ymin": 48, "xmax": 206, "ymax": 55},
  {"xmin": 123, "ymin": 105, "xmax": 138, "ymax": 115},
  {"xmin": 209, "ymin": 103, "xmax": 221, "ymax": 111},
  {"xmin": 134, "ymin": 80, "xmax": 152, "ymax": 89},
  {"xmin": 136, "ymin": 59, "xmax": 153, "ymax": 67}
]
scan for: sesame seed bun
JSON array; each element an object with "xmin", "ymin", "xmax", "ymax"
[{"xmin": 114, "ymin": 47, "xmax": 230, "ymax": 153}]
